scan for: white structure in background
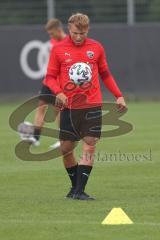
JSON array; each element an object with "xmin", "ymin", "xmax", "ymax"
[
  {"xmin": 47, "ymin": 0, "xmax": 55, "ymax": 19},
  {"xmin": 127, "ymin": 0, "xmax": 135, "ymax": 25},
  {"xmin": 46, "ymin": 0, "xmax": 135, "ymax": 25}
]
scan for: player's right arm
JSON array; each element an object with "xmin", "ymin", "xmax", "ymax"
[{"xmin": 43, "ymin": 47, "xmax": 68, "ymax": 107}]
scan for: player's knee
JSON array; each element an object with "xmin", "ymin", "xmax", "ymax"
[
  {"xmin": 60, "ymin": 141, "xmax": 74, "ymax": 156},
  {"xmin": 83, "ymin": 143, "xmax": 95, "ymax": 153},
  {"xmin": 38, "ymin": 100, "xmax": 47, "ymax": 108},
  {"xmin": 83, "ymin": 136, "xmax": 99, "ymax": 147}
]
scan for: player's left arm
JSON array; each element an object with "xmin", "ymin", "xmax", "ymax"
[{"xmin": 98, "ymin": 44, "xmax": 127, "ymax": 110}]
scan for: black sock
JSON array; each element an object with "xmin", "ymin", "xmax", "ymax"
[
  {"xmin": 33, "ymin": 127, "xmax": 41, "ymax": 141},
  {"xmin": 75, "ymin": 165, "xmax": 93, "ymax": 194},
  {"xmin": 66, "ymin": 164, "xmax": 78, "ymax": 189}
]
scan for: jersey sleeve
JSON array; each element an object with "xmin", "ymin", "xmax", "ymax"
[
  {"xmin": 98, "ymin": 44, "xmax": 108, "ymax": 73},
  {"xmin": 43, "ymin": 46, "xmax": 62, "ymax": 95},
  {"xmin": 98, "ymin": 44, "xmax": 122, "ymax": 98}
]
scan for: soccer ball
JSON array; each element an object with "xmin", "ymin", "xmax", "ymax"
[
  {"xmin": 69, "ymin": 62, "xmax": 92, "ymax": 85},
  {"xmin": 17, "ymin": 121, "xmax": 34, "ymax": 140}
]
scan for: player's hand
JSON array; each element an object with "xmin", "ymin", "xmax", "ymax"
[
  {"xmin": 116, "ymin": 96, "xmax": 127, "ymax": 112},
  {"xmin": 56, "ymin": 92, "xmax": 68, "ymax": 108}
]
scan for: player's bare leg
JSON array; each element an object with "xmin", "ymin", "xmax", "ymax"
[
  {"xmin": 49, "ymin": 107, "xmax": 61, "ymax": 149},
  {"xmin": 32, "ymin": 100, "xmax": 47, "ymax": 145},
  {"xmin": 73, "ymin": 136, "xmax": 99, "ymax": 200},
  {"xmin": 31, "ymin": 100, "xmax": 60, "ymax": 148},
  {"xmin": 60, "ymin": 140, "xmax": 78, "ymax": 198},
  {"xmin": 34, "ymin": 100, "xmax": 47, "ymax": 127}
]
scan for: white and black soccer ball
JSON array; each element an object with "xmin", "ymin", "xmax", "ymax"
[
  {"xmin": 17, "ymin": 121, "xmax": 34, "ymax": 140},
  {"xmin": 69, "ymin": 62, "xmax": 92, "ymax": 85}
]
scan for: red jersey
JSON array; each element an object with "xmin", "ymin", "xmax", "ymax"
[{"xmin": 43, "ymin": 36, "xmax": 122, "ymax": 109}]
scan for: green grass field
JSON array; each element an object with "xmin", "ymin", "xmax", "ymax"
[{"xmin": 0, "ymin": 101, "xmax": 160, "ymax": 240}]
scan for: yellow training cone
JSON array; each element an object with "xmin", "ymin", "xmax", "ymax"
[{"xmin": 101, "ymin": 208, "xmax": 133, "ymax": 225}]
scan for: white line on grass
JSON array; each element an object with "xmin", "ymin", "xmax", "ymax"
[{"xmin": 0, "ymin": 219, "xmax": 160, "ymax": 226}]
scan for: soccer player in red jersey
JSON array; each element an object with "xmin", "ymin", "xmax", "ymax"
[
  {"xmin": 44, "ymin": 13, "xmax": 126, "ymax": 200},
  {"xmin": 32, "ymin": 19, "xmax": 67, "ymax": 147}
]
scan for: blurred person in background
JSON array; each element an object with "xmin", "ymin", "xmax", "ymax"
[{"xmin": 31, "ymin": 18, "xmax": 67, "ymax": 147}]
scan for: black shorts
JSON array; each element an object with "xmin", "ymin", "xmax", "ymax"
[
  {"xmin": 38, "ymin": 85, "xmax": 56, "ymax": 105},
  {"xmin": 59, "ymin": 106, "xmax": 102, "ymax": 141}
]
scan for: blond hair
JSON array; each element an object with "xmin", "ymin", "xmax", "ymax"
[
  {"xmin": 68, "ymin": 13, "xmax": 90, "ymax": 30},
  {"xmin": 45, "ymin": 18, "xmax": 62, "ymax": 31}
]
